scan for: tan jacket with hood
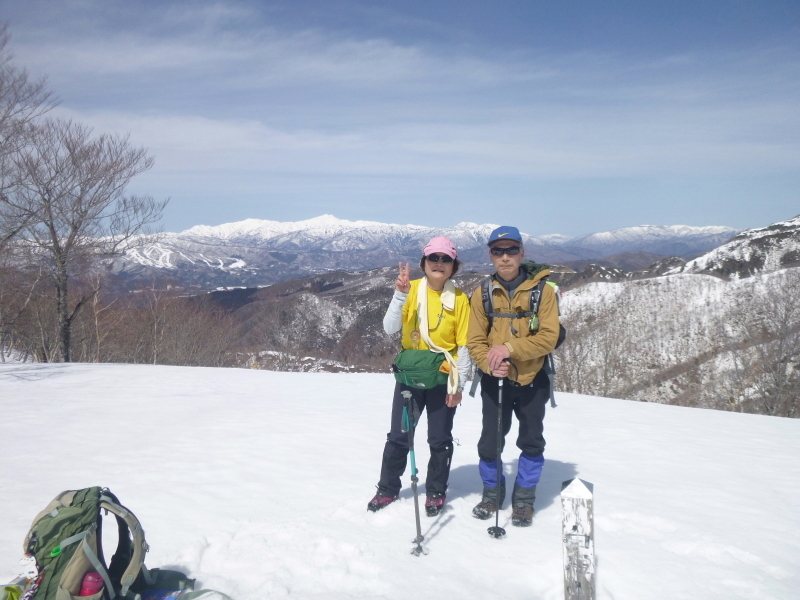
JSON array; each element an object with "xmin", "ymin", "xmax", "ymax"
[{"xmin": 467, "ymin": 262, "xmax": 560, "ymax": 386}]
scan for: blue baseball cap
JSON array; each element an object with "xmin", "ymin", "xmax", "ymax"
[{"xmin": 487, "ymin": 225, "xmax": 523, "ymax": 245}]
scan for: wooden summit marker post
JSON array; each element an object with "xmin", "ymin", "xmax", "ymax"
[{"xmin": 561, "ymin": 478, "xmax": 595, "ymax": 600}]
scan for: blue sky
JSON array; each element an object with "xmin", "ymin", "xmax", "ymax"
[{"xmin": 2, "ymin": 0, "xmax": 798, "ymax": 236}]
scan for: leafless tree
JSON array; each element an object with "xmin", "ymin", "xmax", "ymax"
[
  {"xmin": 0, "ymin": 262, "xmax": 43, "ymax": 361},
  {"xmin": 0, "ymin": 23, "xmax": 57, "ymax": 250},
  {"xmin": 721, "ymin": 270, "xmax": 800, "ymax": 417},
  {"xmin": 12, "ymin": 278, "xmax": 59, "ymax": 362},
  {"xmin": 88, "ymin": 275, "xmax": 121, "ymax": 362},
  {"xmin": 557, "ymin": 295, "xmax": 634, "ymax": 399},
  {"xmin": 5, "ymin": 118, "xmax": 167, "ymax": 361},
  {"xmin": 556, "ymin": 306, "xmax": 595, "ymax": 395}
]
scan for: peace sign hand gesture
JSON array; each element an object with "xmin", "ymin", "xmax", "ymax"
[{"xmin": 395, "ymin": 262, "xmax": 411, "ymax": 293}]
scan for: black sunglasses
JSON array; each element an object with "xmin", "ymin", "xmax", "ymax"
[
  {"xmin": 426, "ymin": 253, "xmax": 454, "ymax": 263},
  {"xmin": 490, "ymin": 246, "xmax": 521, "ymax": 256}
]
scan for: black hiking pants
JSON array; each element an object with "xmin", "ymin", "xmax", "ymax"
[
  {"xmin": 477, "ymin": 368, "xmax": 549, "ymax": 463},
  {"xmin": 377, "ymin": 382, "xmax": 457, "ymax": 496}
]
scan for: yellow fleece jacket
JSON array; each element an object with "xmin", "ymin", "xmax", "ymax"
[{"xmin": 401, "ymin": 279, "xmax": 470, "ymax": 357}]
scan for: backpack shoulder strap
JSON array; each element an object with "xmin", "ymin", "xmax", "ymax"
[
  {"xmin": 530, "ymin": 276, "xmax": 564, "ymax": 316},
  {"xmin": 99, "ymin": 493, "xmax": 148, "ymax": 597},
  {"xmin": 530, "ymin": 275, "xmax": 561, "ymax": 407},
  {"xmin": 56, "ymin": 492, "xmax": 147, "ymax": 599},
  {"xmin": 468, "ymin": 277, "xmax": 494, "ymax": 398},
  {"xmin": 530, "ymin": 276, "xmax": 548, "ymax": 315},
  {"xmin": 468, "ymin": 276, "xmax": 495, "ymax": 329},
  {"xmin": 483, "ymin": 276, "xmax": 535, "ymax": 324},
  {"xmin": 481, "ymin": 276, "xmax": 492, "ymax": 329}
]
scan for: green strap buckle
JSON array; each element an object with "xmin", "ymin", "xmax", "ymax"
[{"xmin": 50, "ymin": 546, "xmax": 62, "ymax": 558}]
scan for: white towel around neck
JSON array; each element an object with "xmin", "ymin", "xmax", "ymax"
[{"xmin": 417, "ymin": 277, "xmax": 458, "ymax": 394}]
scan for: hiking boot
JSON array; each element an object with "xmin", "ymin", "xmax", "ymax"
[
  {"xmin": 472, "ymin": 499, "xmax": 497, "ymax": 520},
  {"xmin": 511, "ymin": 503, "xmax": 533, "ymax": 527},
  {"xmin": 367, "ymin": 492, "xmax": 398, "ymax": 512},
  {"xmin": 425, "ymin": 493, "xmax": 446, "ymax": 517}
]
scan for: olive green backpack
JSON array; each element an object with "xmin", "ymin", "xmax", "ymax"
[{"xmin": 5, "ymin": 487, "xmax": 231, "ymax": 600}]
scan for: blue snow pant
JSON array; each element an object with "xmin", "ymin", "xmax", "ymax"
[
  {"xmin": 377, "ymin": 382, "xmax": 457, "ymax": 496},
  {"xmin": 477, "ymin": 369, "xmax": 549, "ymax": 500}
]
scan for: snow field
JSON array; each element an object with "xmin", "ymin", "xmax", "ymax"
[{"xmin": 1, "ymin": 363, "xmax": 799, "ymax": 599}]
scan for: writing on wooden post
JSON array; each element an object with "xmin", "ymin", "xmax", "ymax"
[{"xmin": 561, "ymin": 478, "xmax": 595, "ymax": 600}]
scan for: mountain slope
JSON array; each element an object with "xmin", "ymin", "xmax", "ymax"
[
  {"xmin": 189, "ymin": 214, "xmax": 800, "ymax": 416},
  {"xmin": 668, "ymin": 214, "xmax": 800, "ymax": 278}
]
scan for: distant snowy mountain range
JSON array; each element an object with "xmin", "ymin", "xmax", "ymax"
[
  {"xmin": 114, "ymin": 215, "xmax": 744, "ymax": 290},
  {"xmin": 551, "ymin": 215, "xmax": 800, "ymax": 287},
  {"xmin": 555, "ymin": 224, "xmax": 738, "ymax": 258}
]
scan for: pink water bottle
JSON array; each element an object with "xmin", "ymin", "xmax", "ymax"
[{"xmin": 78, "ymin": 572, "xmax": 104, "ymax": 596}]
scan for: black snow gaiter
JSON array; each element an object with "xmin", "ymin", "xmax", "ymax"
[{"xmin": 496, "ymin": 269, "xmax": 527, "ymax": 300}]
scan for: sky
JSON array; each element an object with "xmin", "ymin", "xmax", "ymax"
[
  {"xmin": 1, "ymin": 0, "xmax": 799, "ymax": 237},
  {"xmin": 1, "ymin": 362, "xmax": 799, "ymax": 599}
]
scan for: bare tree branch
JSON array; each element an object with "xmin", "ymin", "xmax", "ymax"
[
  {"xmin": 0, "ymin": 23, "xmax": 58, "ymax": 251},
  {"xmin": 6, "ymin": 118, "xmax": 167, "ymax": 361}
]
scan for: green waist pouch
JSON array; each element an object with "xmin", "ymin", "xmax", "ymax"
[{"xmin": 392, "ymin": 349, "xmax": 448, "ymax": 389}]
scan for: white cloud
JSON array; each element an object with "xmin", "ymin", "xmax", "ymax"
[
  {"xmin": 51, "ymin": 99, "xmax": 800, "ymax": 183},
  {"xmin": 8, "ymin": 0, "xmax": 799, "ymax": 232},
  {"xmin": 18, "ymin": 25, "xmax": 550, "ymax": 93}
]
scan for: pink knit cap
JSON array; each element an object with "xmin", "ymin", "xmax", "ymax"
[{"xmin": 422, "ymin": 236, "xmax": 458, "ymax": 259}]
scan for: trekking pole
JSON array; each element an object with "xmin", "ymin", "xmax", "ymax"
[
  {"xmin": 488, "ymin": 376, "xmax": 507, "ymax": 539},
  {"xmin": 401, "ymin": 390, "xmax": 426, "ymax": 556}
]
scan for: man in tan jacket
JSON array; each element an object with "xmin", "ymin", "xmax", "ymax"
[{"xmin": 467, "ymin": 225, "xmax": 560, "ymax": 527}]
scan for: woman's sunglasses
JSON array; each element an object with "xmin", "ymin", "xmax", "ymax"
[
  {"xmin": 426, "ymin": 254, "xmax": 454, "ymax": 263},
  {"xmin": 490, "ymin": 246, "xmax": 521, "ymax": 256}
]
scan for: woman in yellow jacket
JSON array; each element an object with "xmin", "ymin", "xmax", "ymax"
[{"xmin": 367, "ymin": 236, "xmax": 471, "ymax": 516}]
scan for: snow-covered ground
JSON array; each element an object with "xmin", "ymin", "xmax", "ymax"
[{"xmin": 1, "ymin": 363, "xmax": 799, "ymax": 600}]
